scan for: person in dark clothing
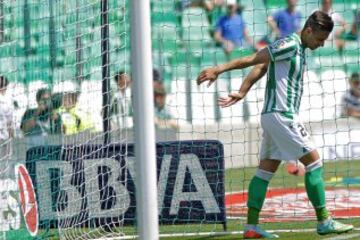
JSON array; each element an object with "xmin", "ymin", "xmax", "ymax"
[{"xmin": 20, "ymin": 88, "xmax": 62, "ymax": 137}]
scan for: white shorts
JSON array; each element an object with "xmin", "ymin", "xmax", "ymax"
[{"xmin": 259, "ymin": 112, "xmax": 316, "ymax": 161}]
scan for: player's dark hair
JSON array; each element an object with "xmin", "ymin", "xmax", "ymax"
[
  {"xmin": 0, "ymin": 75, "xmax": 9, "ymax": 89},
  {"xmin": 304, "ymin": 10, "xmax": 334, "ymax": 33},
  {"xmin": 154, "ymin": 81, "xmax": 166, "ymax": 96},
  {"xmin": 351, "ymin": 72, "xmax": 359, "ymax": 82},
  {"xmin": 153, "ymin": 68, "xmax": 162, "ymax": 82},
  {"xmin": 321, "ymin": 0, "xmax": 332, "ymax": 4},
  {"xmin": 114, "ymin": 70, "xmax": 126, "ymax": 83},
  {"xmin": 36, "ymin": 88, "xmax": 51, "ymax": 102}
]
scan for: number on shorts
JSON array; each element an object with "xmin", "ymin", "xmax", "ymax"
[{"xmin": 297, "ymin": 124, "xmax": 308, "ymax": 137}]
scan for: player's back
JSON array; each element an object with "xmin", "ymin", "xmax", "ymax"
[{"xmin": 262, "ymin": 33, "xmax": 306, "ymax": 119}]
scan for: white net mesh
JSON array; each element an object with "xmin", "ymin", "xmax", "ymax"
[{"xmin": 0, "ymin": 0, "xmax": 360, "ymax": 239}]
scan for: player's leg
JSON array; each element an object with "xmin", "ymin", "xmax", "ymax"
[
  {"xmin": 244, "ymin": 159, "xmax": 281, "ymax": 239},
  {"xmin": 258, "ymin": 112, "xmax": 352, "ymax": 237},
  {"xmin": 261, "ymin": 114, "xmax": 326, "ymax": 222},
  {"xmin": 299, "ymin": 150, "xmax": 329, "ymax": 222},
  {"xmin": 247, "ymin": 159, "xmax": 280, "ymax": 225},
  {"xmin": 244, "ymin": 114, "xmax": 283, "ymax": 239},
  {"xmin": 299, "ymin": 150, "xmax": 353, "ymax": 235}
]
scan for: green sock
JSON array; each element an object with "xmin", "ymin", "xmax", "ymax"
[
  {"xmin": 305, "ymin": 167, "xmax": 330, "ymax": 221},
  {"xmin": 247, "ymin": 176, "xmax": 269, "ymax": 224},
  {"xmin": 315, "ymin": 207, "xmax": 330, "ymax": 222},
  {"xmin": 247, "ymin": 207, "xmax": 260, "ymax": 225}
]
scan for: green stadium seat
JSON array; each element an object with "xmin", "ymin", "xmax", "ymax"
[
  {"xmin": 343, "ymin": 42, "xmax": 360, "ymax": 56},
  {"xmin": 264, "ymin": 0, "xmax": 286, "ymax": 9},
  {"xmin": 242, "ymin": 0, "xmax": 270, "ymax": 41},
  {"xmin": 0, "ymin": 44, "xmax": 25, "ymax": 57},
  {"xmin": 152, "ymin": 22, "xmax": 181, "ymax": 53},
  {"xmin": 24, "ymin": 70, "xmax": 51, "ymax": 84},
  {"xmin": 345, "ymin": 61, "xmax": 359, "ymax": 75},
  {"xmin": 316, "ymin": 56, "xmax": 345, "ymax": 73},
  {"xmin": 230, "ymin": 48, "xmax": 255, "ymax": 59},
  {"xmin": 207, "ymin": 6, "xmax": 224, "ymax": 27},
  {"xmin": 169, "ymin": 50, "xmax": 201, "ymax": 80},
  {"xmin": 332, "ymin": 0, "xmax": 359, "ymax": 4},
  {"xmin": 332, "ymin": 3, "xmax": 355, "ymax": 24},
  {"xmin": 181, "ymin": 7, "xmax": 212, "ymax": 41},
  {"xmin": 312, "ymin": 47, "xmax": 339, "ymax": 58},
  {"xmin": 0, "ymin": 57, "xmax": 16, "ymax": 74},
  {"xmin": 169, "ymin": 50, "xmax": 201, "ymax": 66},
  {"xmin": 153, "ymin": 52, "xmax": 173, "ymax": 83},
  {"xmin": 110, "ymin": 50, "xmax": 130, "ymax": 66},
  {"xmin": 343, "ymin": 42, "xmax": 359, "ymax": 73},
  {"xmin": 306, "ymin": 46, "xmax": 346, "ymax": 73},
  {"xmin": 152, "ymin": 22, "xmax": 179, "ymax": 36},
  {"xmin": 152, "ymin": 12, "xmax": 179, "ymax": 25},
  {"xmin": 152, "ymin": 38, "xmax": 180, "ymax": 54},
  {"xmin": 199, "ymin": 47, "xmax": 229, "ymax": 67},
  {"xmin": 63, "ymin": 53, "xmax": 77, "ymax": 66},
  {"xmin": 52, "ymin": 67, "xmax": 76, "ymax": 83},
  {"xmin": 151, "ymin": 0, "xmax": 176, "ymax": 13},
  {"xmin": 24, "ymin": 56, "xmax": 50, "ymax": 69}
]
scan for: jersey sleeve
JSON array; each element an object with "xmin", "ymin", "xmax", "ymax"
[{"xmin": 267, "ymin": 37, "xmax": 298, "ymax": 62}]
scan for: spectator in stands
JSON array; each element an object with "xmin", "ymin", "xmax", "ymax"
[
  {"xmin": 317, "ymin": 0, "xmax": 347, "ymax": 52},
  {"xmin": 154, "ymin": 81, "xmax": 178, "ymax": 130},
  {"xmin": 153, "ymin": 68, "xmax": 161, "ymax": 82},
  {"xmin": 267, "ymin": 0, "xmax": 302, "ymax": 39},
  {"xmin": 21, "ymin": 88, "xmax": 61, "ymax": 137},
  {"xmin": 57, "ymin": 84, "xmax": 95, "ymax": 135},
  {"xmin": 179, "ymin": 0, "xmax": 224, "ymax": 12},
  {"xmin": 0, "ymin": 76, "xmax": 13, "ymax": 176},
  {"xmin": 342, "ymin": 8, "xmax": 359, "ymax": 41},
  {"xmin": 110, "ymin": 71, "xmax": 132, "ymax": 130},
  {"xmin": 342, "ymin": 73, "xmax": 360, "ymax": 118},
  {"xmin": 51, "ymin": 92, "xmax": 63, "ymax": 111},
  {"xmin": 350, "ymin": 9, "xmax": 360, "ymax": 40},
  {"xmin": 153, "ymin": 68, "xmax": 168, "ymax": 92},
  {"xmin": 214, "ymin": 0, "xmax": 254, "ymax": 54}
]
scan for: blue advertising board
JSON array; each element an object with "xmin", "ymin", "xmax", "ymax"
[{"xmin": 25, "ymin": 140, "xmax": 226, "ymax": 228}]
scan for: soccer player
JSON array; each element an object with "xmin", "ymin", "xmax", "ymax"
[
  {"xmin": 214, "ymin": 0, "xmax": 255, "ymax": 54},
  {"xmin": 341, "ymin": 72, "xmax": 360, "ymax": 118},
  {"xmin": 0, "ymin": 76, "xmax": 13, "ymax": 177},
  {"xmin": 197, "ymin": 11, "xmax": 353, "ymax": 238},
  {"xmin": 267, "ymin": 0, "xmax": 302, "ymax": 40}
]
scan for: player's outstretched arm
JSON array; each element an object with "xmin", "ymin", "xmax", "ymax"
[
  {"xmin": 197, "ymin": 48, "xmax": 270, "ymax": 87},
  {"xmin": 218, "ymin": 63, "xmax": 268, "ymax": 108}
]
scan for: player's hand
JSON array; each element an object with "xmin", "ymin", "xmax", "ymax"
[
  {"xmin": 223, "ymin": 40, "xmax": 234, "ymax": 54},
  {"xmin": 218, "ymin": 92, "xmax": 244, "ymax": 108},
  {"xmin": 197, "ymin": 67, "xmax": 219, "ymax": 87}
]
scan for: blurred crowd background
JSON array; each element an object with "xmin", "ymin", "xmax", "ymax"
[{"xmin": 0, "ymin": 0, "xmax": 358, "ymax": 145}]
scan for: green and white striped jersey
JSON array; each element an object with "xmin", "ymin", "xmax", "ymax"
[{"xmin": 262, "ymin": 33, "xmax": 306, "ymax": 118}]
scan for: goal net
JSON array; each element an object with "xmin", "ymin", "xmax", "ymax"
[
  {"xmin": 151, "ymin": 0, "xmax": 360, "ymax": 237},
  {"xmin": 0, "ymin": 0, "xmax": 359, "ymax": 239},
  {"xmin": 1, "ymin": 0, "xmax": 133, "ymax": 239}
]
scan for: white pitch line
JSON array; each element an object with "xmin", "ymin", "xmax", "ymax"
[
  {"xmin": 323, "ymin": 233, "xmax": 360, "ymax": 240},
  {"xmin": 102, "ymin": 228, "xmax": 360, "ymax": 239}
]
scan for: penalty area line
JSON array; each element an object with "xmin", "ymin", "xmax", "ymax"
[
  {"xmin": 323, "ymin": 233, "xmax": 360, "ymax": 240},
  {"xmin": 103, "ymin": 228, "xmax": 360, "ymax": 239}
]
